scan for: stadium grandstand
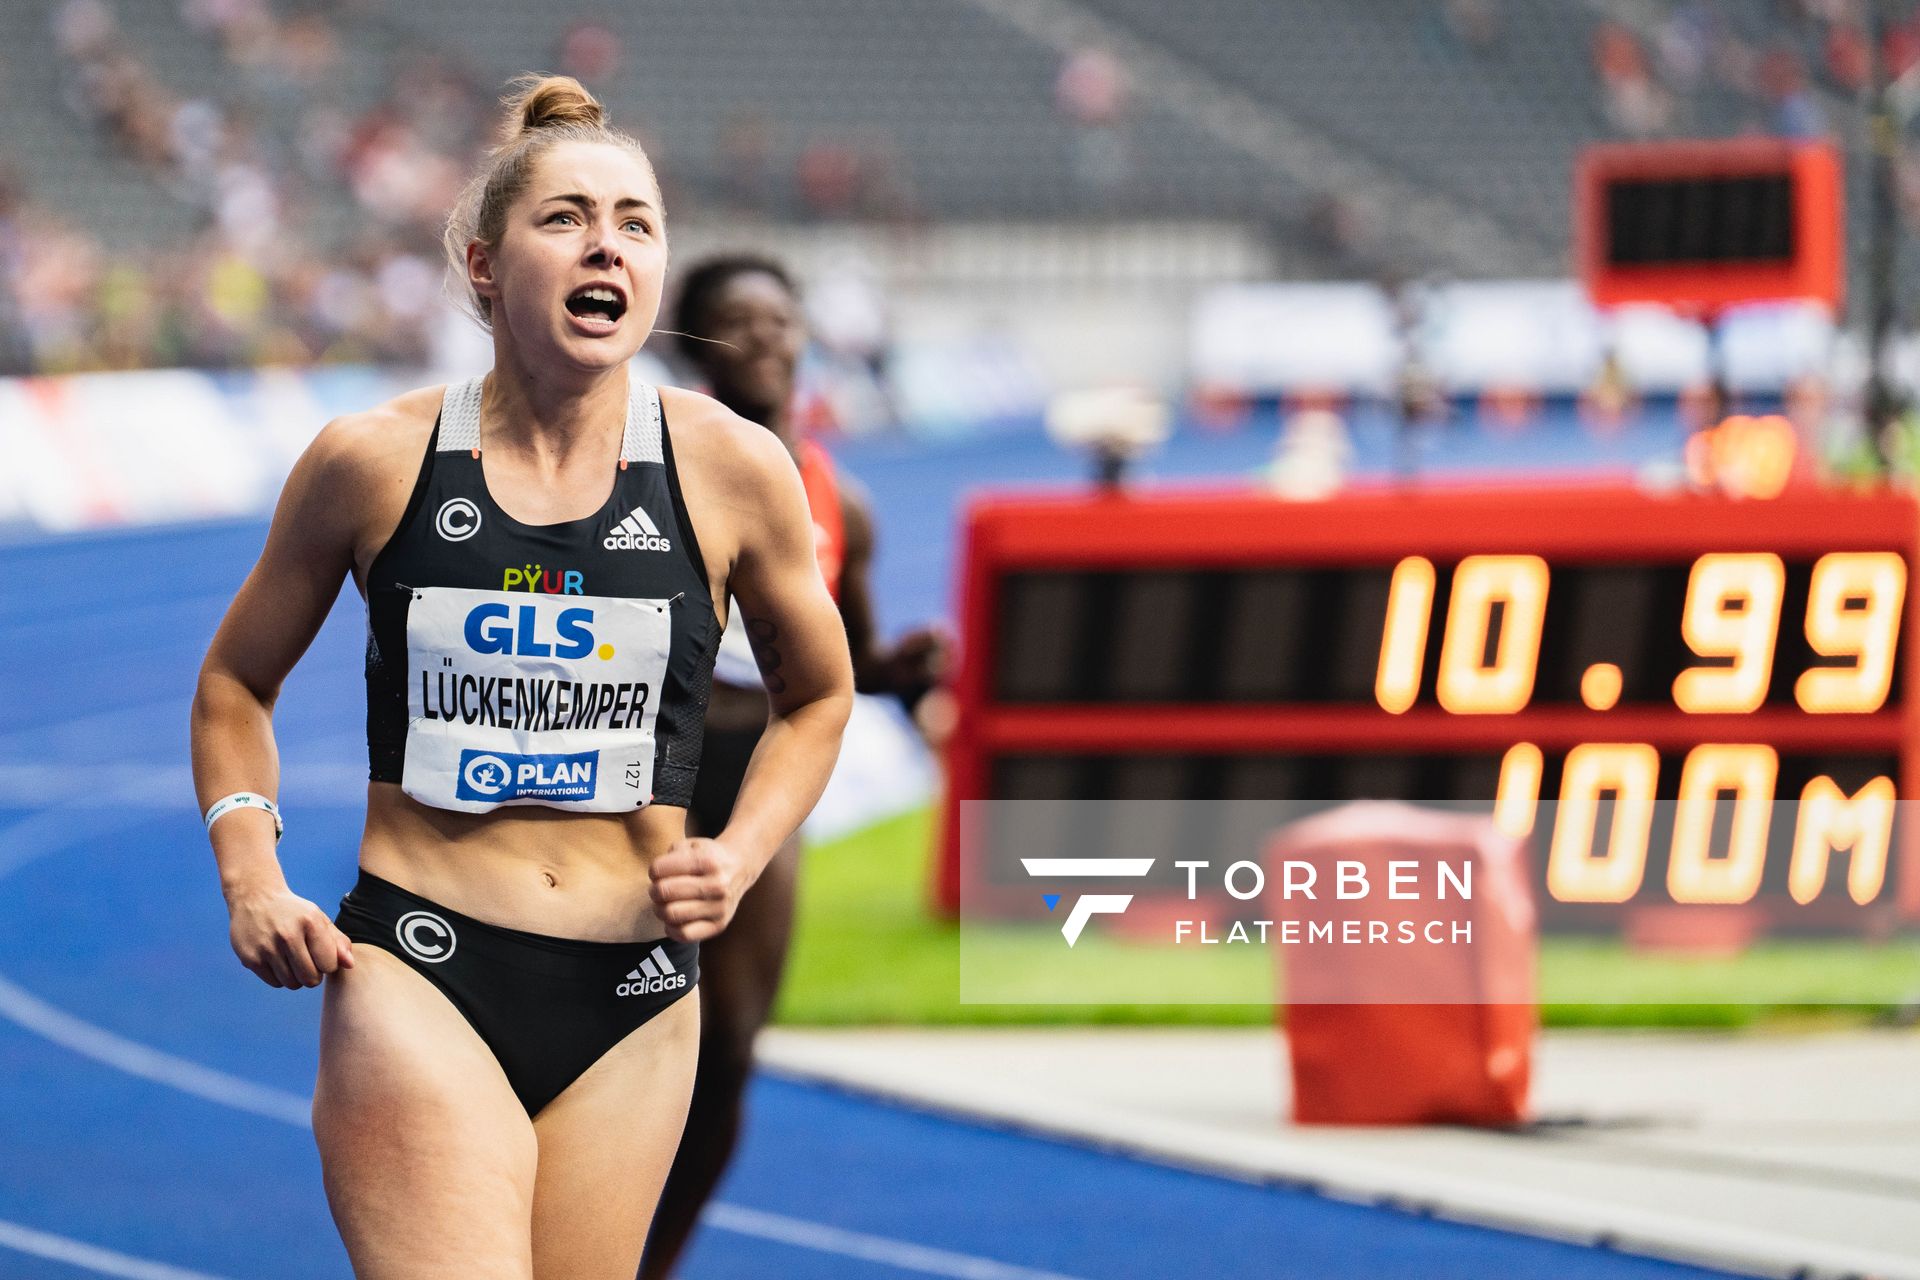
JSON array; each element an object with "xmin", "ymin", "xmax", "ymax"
[
  {"xmin": 4, "ymin": 4, "xmax": 1919, "ymax": 1280},
  {"xmin": 1, "ymin": 0, "xmax": 1915, "ymax": 376}
]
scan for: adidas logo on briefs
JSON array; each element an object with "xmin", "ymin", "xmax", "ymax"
[
  {"xmin": 603, "ymin": 506, "xmax": 672, "ymax": 553},
  {"xmin": 616, "ymin": 944, "xmax": 689, "ymax": 996}
]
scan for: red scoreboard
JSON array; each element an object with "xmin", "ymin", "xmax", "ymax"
[
  {"xmin": 1576, "ymin": 137, "xmax": 1844, "ymax": 310},
  {"xmin": 937, "ymin": 485, "xmax": 1919, "ymax": 935}
]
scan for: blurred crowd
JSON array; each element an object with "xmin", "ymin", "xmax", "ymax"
[
  {"xmin": 1590, "ymin": 0, "xmax": 1920, "ymax": 235},
  {"xmin": 0, "ymin": 0, "xmax": 486, "ymax": 374},
  {"xmin": 8, "ymin": 0, "xmax": 1920, "ymax": 378},
  {"xmin": 0, "ymin": 166, "xmax": 449, "ymax": 373},
  {"xmin": 1590, "ymin": 0, "xmax": 1917, "ymax": 139},
  {"xmin": 0, "ymin": 0, "xmax": 978, "ymax": 376}
]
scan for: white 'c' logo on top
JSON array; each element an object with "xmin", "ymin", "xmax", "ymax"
[{"xmin": 436, "ymin": 498, "xmax": 481, "ymax": 542}]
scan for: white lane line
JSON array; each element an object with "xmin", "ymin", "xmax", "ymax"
[
  {"xmin": 702, "ymin": 1204, "xmax": 1089, "ymax": 1280},
  {"xmin": 0, "ymin": 701, "xmax": 192, "ymax": 752},
  {"xmin": 0, "ymin": 971, "xmax": 1081, "ymax": 1280},
  {"xmin": 0, "ymin": 762, "xmax": 369, "ymax": 809},
  {"xmin": 0, "ymin": 806, "xmax": 155, "ymax": 883},
  {"xmin": 0, "ymin": 1219, "xmax": 237, "ymax": 1280},
  {"xmin": 0, "ymin": 972, "xmax": 312, "ymax": 1129},
  {"xmin": 0, "ymin": 799, "xmax": 1081, "ymax": 1280},
  {"xmin": 0, "ymin": 964, "xmax": 1078, "ymax": 1280}
]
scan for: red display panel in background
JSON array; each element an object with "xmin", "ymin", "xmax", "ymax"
[
  {"xmin": 1576, "ymin": 138, "xmax": 1843, "ymax": 310},
  {"xmin": 936, "ymin": 484, "xmax": 1920, "ymax": 929}
]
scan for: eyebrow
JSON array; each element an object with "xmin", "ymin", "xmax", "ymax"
[{"xmin": 543, "ymin": 192, "xmax": 656, "ymax": 214}]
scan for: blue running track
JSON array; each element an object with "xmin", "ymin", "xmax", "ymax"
[{"xmin": 0, "ymin": 417, "xmax": 1752, "ymax": 1279}]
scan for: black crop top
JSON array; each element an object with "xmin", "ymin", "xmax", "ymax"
[{"xmin": 363, "ymin": 375, "xmax": 718, "ymax": 813}]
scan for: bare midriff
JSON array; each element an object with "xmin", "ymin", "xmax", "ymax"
[{"xmin": 358, "ymin": 782, "xmax": 681, "ymax": 941}]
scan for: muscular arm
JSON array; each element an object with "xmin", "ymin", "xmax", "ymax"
[
  {"xmin": 190, "ymin": 410, "xmax": 416, "ymax": 985},
  {"xmin": 838, "ymin": 477, "xmax": 947, "ymax": 705},
  {"xmin": 837, "ymin": 479, "xmax": 885, "ymax": 692},
  {"xmin": 192, "ymin": 422, "xmax": 361, "ymax": 891},
  {"xmin": 718, "ymin": 428, "xmax": 855, "ymax": 877},
  {"xmin": 649, "ymin": 397, "xmax": 854, "ymax": 940}
]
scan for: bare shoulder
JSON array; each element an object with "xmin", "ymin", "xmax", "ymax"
[
  {"xmin": 290, "ymin": 383, "xmax": 445, "ymax": 575},
  {"xmin": 304, "ymin": 383, "xmax": 443, "ymax": 484},
  {"xmin": 658, "ymin": 384, "xmax": 794, "ymax": 495},
  {"xmin": 659, "ymin": 386, "xmax": 805, "ymax": 573},
  {"xmin": 668, "ymin": 379, "xmax": 802, "ymax": 521}
]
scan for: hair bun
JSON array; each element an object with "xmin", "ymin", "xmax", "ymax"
[{"xmin": 500, "ymin": 74, "xmax": 604, "ymax": 141}]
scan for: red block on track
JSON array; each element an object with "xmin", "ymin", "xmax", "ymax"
[{"xmin": 1269, "ymin": 803, "xmax": 1537, "ymax": 1127}]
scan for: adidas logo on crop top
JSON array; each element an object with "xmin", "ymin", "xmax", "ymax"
[{"xmin": 364, "ymin": 375, "xmax": 719, "ymax": 815}]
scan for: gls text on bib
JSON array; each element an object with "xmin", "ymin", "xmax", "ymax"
[{"xmin": 401, "ymin": 586, "xmax": 672, "ymax": 813}]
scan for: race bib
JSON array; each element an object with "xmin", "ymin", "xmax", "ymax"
[{"xmin": 401, "ymin": 586, "xmax": 673, "ymax": 813}]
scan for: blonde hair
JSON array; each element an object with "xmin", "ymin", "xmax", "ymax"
[{"xmin": 442, "ymin": 74, "xmax": 659, "ymax": 327}]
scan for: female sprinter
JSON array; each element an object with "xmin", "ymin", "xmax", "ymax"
[
  {"xmin": 640, "ymin": 253, "xmax": 947, "ymax": 1280},
  {"xmin": 188, "ymin": 76, "xmax": 852, "ymax": 1280}
]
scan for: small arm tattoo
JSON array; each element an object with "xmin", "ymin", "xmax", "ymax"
[{"xmin": 746, "ymin": 616, "xmax": 786, "ymax": 693}]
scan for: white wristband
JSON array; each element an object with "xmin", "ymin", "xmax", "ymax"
[{"xmin": 203, "ymin": 792, "xmax": 283, "ymax": 843}]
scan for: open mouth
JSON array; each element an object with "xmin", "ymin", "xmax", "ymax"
[{"xmin": 566, "ymin": 285, "xmax": 627, "ymax": 328}]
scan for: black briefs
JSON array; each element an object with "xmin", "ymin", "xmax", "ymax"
[{"xmin": 334, "ymin": 870, "xmax": 699, "ymax": 1116}]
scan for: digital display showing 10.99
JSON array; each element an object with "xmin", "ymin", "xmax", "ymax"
[
  {"xmin": 995, "ymin": 551, "xmax": 1906, "ymax": 716},
  {"xmin": 940, "ymin": 487, "xmax": 1920, "ymax": 923}
]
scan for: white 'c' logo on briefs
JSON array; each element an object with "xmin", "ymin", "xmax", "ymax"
[{"xmin": 395, "ymin": 911, "xmax": 457, "ymax": 963}]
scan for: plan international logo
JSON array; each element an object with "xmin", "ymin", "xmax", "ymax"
[{"xmin": 455, "ymin": 748, "xmax": 598, "ymax": 802}]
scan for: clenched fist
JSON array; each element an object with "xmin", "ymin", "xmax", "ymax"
[
  {"xmin": 647, "ymin": 838, "xmax": 753, "ymax": 943},
  {"xmin": 227, "ymin": 888, "xmax": 355, "ymax": 989}
]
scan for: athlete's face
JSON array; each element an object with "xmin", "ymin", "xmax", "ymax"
[
  {"xmin": 471, "ymin": 140, "xmax": 667, "ymax": 374},
  {"xmin": 699, "ymin": 271, "xmax": 804, "ymax": 422}
]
